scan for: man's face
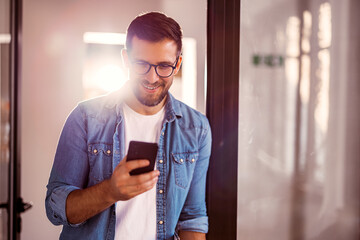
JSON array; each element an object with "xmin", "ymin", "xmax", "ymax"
[{"xmin": 124, "ymin": 36, "xmax": 181, "ymax": 107}]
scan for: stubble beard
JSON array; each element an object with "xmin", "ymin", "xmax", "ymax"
[{"xmin": 133, "ymin": 80, "xmax": 171, "ymax": 107}]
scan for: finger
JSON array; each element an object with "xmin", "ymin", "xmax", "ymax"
[
  {"xmin": 124, "ymin": 177, "xmax": 158, "ymax": 197},
  {"xmin": 114, "ymin": 155, "xmax": 128, "ymax": 169},
  {"xmin": 127, "ymin": 170, "xmax": 160, "ymax": 186},
  {"xmin": 125, "ymin": 159, "xmax": 151, "ymax": 172}
]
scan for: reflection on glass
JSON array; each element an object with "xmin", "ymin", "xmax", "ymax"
[
  {"xmin": 286, "ymin": 16, "xmax": 300, "ymax": 58},
  {"xmin": 303, "ymin": 3, "xmax": 332, "ymax": 238},
  {"xmin": 302, "ymin": 11, "xmax": 312, "ymax": 54},
  {"xmin": 300, "ymin": 11, "xmax": 312, "ymax": 105},
  {"xmin": 238, "ymin": 1, "xmax": 299, "ymax": 239},
  {"xmin": 318, "ymin": 3, "xmax": 332, "ymax": 49},
  {"xmin": 315, "ymin": 49, "xmax": 330, "ymax": 138},
  {"xmin": 239, "ymin": 1, "xmax": 358, "ymax": 240},
  {"xmin": 300, "ymin": 55, "xmax": 311, "ymax": 105}
]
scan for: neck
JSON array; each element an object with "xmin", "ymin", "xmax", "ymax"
[{"xmin": 125, "ymin": 95, "xmax": 167, "ymax": 115}]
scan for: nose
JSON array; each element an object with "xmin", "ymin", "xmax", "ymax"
[{"xmin": 145, "ymin": 65, "xmax": 160, "ymax": 83}]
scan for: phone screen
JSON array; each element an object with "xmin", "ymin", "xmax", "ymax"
[{"xmin": 126, "ymin": 141, "xmax": 158, "ymax": 175}]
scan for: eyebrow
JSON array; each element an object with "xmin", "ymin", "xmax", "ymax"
[
  {"xmin": 133, "ymin": 58, "xmax": 176, "ymax": 65},
  {"xmin": 157, "ymin": 61, "xmax": 175, "ymax": 65}
]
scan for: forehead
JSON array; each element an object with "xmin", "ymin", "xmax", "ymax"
[{"xmin": 129, "ymin": 36, "xmax": 178, "ymax": 63}]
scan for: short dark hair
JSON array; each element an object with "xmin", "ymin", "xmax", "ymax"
[{"xmin": 125, "ymin": 12, "xmax": 183, "ymax": 56}]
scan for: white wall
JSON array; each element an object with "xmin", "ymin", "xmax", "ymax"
[
  {"xmin": 162, "ymin": 0, "xmax": 207, "ymax": 112},
  {"xmin": 21, "ymin": 1, "xmax": 206, "ymax": 239},
  {"xmin": 0, "ymin": 0, "xmax": 10, "ymax": 34}
]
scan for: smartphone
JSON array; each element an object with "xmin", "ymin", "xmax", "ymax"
[{"xmin": 126, "ymin": 141, "xmax": 159, "ymax": 175}]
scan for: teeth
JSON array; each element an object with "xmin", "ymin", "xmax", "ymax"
[{"xmin": 142, "ymin": 83, "xmax": 159, "ymax": 90}]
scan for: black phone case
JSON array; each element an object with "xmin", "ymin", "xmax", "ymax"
[{"xmin": 126, "ymin": 141, "xmax": 158, "ymax": 175}]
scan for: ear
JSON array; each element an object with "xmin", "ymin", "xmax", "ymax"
[
  {"xmin": 121, "ymin": 48, "xmax": 130, "ymax": 68},
  {"xmin": 173, "ymin": 55, "xmax": 183, "ymax": 75}
]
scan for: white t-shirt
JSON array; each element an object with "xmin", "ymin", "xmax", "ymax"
[{"xmin": 114, "ymin": 103, "xmax": 165, "ymax": 240}]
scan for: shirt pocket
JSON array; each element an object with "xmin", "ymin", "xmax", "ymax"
[
  {"xmin": 172, "ymin": 152, "xmax": 199, "ymax": 189},
  {"xmin": 88, "ymin": 143, "xmax": 113, "ymax": 184}
]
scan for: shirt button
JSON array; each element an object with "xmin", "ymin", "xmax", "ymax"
[
  {"xmin": 107, "ymin": 150, "xmax": 111, "ymax": 154},
  {"xmin": 159, "ymin": 220, "xmax": 164, "ymax": 225},
  {"xmin": 191, "ymin": 158, "xmax": 195, "ymax": 163},
  {"xmin": 161, "ymin": 132, "xmax": 164, "ymax": 136},
  {"xmin": 180, "ymin": 159, "xmax": 184, "ymax": 163},
  {"xmin": 159, "ymin": 189, "xmax": 164, "ymax": 194},
  {"xmin": 93, "ymin": 149, "xmax": 98, "ymax": 154},
  {"xmin": 159, "ymin": 159, "xmax": 163, "ymax": 164}
]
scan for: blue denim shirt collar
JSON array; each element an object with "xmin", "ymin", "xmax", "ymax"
[{"xmin": 103, "ymin": 84, "xmax": 182, "ymax": 123}]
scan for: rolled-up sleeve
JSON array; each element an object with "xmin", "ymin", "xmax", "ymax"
[
  {"xmin": 45, "ymin": 104, "xmax": 89, "ymax": 227},
  {"xmin": 177, "ymin": 119, "xmax": 212, "ymax": 233},
  {"xmin": 46, "ymin": 185, "xmax": 80, "ymax": 225}
]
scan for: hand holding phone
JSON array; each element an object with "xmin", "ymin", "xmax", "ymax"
[{"xmin": 126, "ymin": 141, "xmax": 158, "ymax": 175}]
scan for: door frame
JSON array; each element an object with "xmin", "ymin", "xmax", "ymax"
[
  {"xmin": 9, "ymin": 0, "xmax": 22, "ymax": 239},
  {"xmin": 206, "ymin": 0, "xmax": 240, "ymax": 239}
]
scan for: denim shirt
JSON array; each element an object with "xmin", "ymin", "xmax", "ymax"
[{"xmin": 45, "ymin": 88, "xmax": 211, "ymax": 240}]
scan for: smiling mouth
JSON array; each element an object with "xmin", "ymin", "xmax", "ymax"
[{"xmin": 141, "ymin": 82, "xmax": 161, "ymax": 90}]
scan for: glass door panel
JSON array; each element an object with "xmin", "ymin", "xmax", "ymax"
[
  {"xmin": 0, "ymin": 0, "xmax": 11, "ymax": 239},
  {"xmin": 238, "ymin": 0, "xmax": 298, "ymax": 239},
  {"xmin": 238, "ymin": 0, "xmax": 359, "ymax": 239}
]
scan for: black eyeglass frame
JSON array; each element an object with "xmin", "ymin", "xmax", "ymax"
[{"xmin": 130, "ymin": 56, "xmax": 180, "ymax": 78}]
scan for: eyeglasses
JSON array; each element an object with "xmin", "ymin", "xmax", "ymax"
[{"xmin": 130, "ymin": 57, "xmax": 179, "ymax": 78}]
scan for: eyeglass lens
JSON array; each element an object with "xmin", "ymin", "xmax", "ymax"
[{"xmin": 132, "ymin": 59, "xmax": 178, "ymax": 77}]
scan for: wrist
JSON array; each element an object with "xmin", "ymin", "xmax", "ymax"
[{"xmin": 102, "ymin": 179, "xmax": 117, "ymax": 204}]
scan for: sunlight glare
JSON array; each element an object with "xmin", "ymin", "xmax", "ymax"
[{"xmin": 94, "ymin": 64, "xmax": 127, "ymax": 92}]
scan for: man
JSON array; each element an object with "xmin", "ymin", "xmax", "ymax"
[{"xmin": 46, "ymin": 12, "xmax": 211, "ymax": 240}]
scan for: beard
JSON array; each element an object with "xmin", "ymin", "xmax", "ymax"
[{"xmin": 132, "ymin": 80, "xmax": 171, "ymax": 107}]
